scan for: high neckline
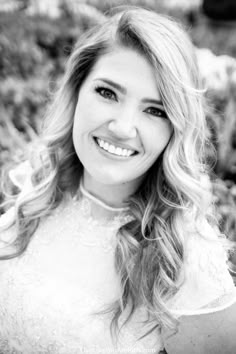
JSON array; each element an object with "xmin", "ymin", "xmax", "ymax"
[{"xmin": 79, "ymin": 182, "xmax": 130, "ymax": 213}]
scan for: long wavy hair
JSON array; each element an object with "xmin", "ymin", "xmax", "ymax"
[{"xmin": 0, "ymin": 7, "xmax": 218, "ymax": 336}]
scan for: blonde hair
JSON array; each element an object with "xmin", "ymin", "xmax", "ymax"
[{"xmin": 1, "ymin": 7, "xmax": 217, "ymax": 336}]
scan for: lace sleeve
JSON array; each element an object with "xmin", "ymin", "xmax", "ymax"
[
  {"xmin": 9, "ymin": 161, "xmax": 33, "ymax": 195},
  {"xmin": 0, "ymin": 207, "xmax": 16, "ymax": 247},
  {"xmin": 167, "ymin": 221, "xmax": 236, "ymax": 316},
  {"xmin": 0, "ymin": 162, "xmax": 33, "ymax": 250}
]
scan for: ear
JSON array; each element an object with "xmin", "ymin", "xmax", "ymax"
[{"xmin": 162, "ymin": 301, "xmax": 236, "ymax": 354}]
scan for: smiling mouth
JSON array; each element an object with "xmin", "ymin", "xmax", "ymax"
[{"xmin": 94, "ymin": 137, "xmax": 137, "ymax": 157}]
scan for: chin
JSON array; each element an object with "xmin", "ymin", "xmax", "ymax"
[
  {"xmin": 88, "ymin": 167, "xmax": 129, "ymax": 186},
  {"xmin": 94, "ymin": 173, "xmax": 127, "ymax": 186}
]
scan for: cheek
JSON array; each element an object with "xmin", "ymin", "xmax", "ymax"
[
  {"xmin": 73, "ymin": 99, "xmax": 114, "ymax": 134},
  {"xmin": 73, "ymin": 101, "xmax": 95, "ymax": 132},
  {"xmin": 142, "ymin": 120, "xmax": 172, "ymax": 156}
]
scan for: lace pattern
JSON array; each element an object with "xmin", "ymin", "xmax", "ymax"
[
  {"xmin": 0, "ymin": 195, "xmax": 162, "ymax": 354},
  {"xmin": 0, "ymin": 186, "xmax": 236, "ymax": 352},
  {"xmin": 167, "ymin": 221, "xmax": 236, "ymax": 315}
]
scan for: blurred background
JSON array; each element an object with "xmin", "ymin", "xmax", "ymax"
[{"xmin": 0, "ymin": 0, "xmax": 236, "ymax": 260}]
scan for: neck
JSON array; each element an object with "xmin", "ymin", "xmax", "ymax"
[{"xmin": 82, "ymin": 171, "xmax": 142, "ymax": 208}]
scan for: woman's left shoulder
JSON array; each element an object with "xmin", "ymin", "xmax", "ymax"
[
  {"xmin": 164, "ymin": 217, "xmax": 236, "ymax": 353},
  {"xmin": 163, "ymin": 300, "xmax": 236, "ymax": 354},
  {"xmin": 167, "ymin": 218, "xmax": 236, "ymax": 315}
]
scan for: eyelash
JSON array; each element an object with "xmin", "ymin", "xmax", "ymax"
[
  {"xmin": 94, "ymin": 85, "xmax": 168, "ymax": 119},
  {"xmin": 95, "ymin": 86, "xmax": 117, "ymax": 101},
  {"xmin": 144, "ymin": 107, "xmax": 168, "ymax": 119}
]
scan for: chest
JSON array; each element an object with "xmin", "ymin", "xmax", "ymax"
[
  {"xmin": 0, "ymin": 203, "xmax": 163, "ymax": 353},
  {"xmin": 0, "ymin": 223, "xmax": 124, "ymax": 353},
  {"xmin": 1, "ymin": 217, "xmax": 121, "ymax": 309}
]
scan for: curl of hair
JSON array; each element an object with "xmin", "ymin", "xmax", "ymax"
[{"xmin": 0, "ymin": 7, "xmax": 219, "ymax": 338}]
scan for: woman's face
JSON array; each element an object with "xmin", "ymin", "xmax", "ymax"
[{"xmin": 73, "ymin": 46, "xmax": 172, "ymax": 192}]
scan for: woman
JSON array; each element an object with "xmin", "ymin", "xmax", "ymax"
[{"xmin": 0, "ymin": 7, "xmax": 236, "ymax": 354}]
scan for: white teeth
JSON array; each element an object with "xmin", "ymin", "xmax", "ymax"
[
  {"xmin": 127, "ymin": 150, "xmax": 133, "ymax": 157},
  {"xmin": 96, "ymin": 138, "xmax": 135, "ymax": 157},
  {"xmin": 115, "ymin": 147, "xmax": 122, "ymax": 155},
  {"xmin": 104, "ymin": 142, "xmax": 109, "ymax": 151},
  {"xmin": 108, "ymin": 145, "xmax": 115, "ymax": 154}
]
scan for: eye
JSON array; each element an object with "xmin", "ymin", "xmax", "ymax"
[
  {"xmin": 145, "ymin": 107, "xmax": 168, "ymax": 119},
  {"xmin": 95, "ymin": 86, "xmax": 117, "ymax": 101}
]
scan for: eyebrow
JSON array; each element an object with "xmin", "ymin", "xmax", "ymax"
[{"xmin": 94, "ymin": 78, "xmax": 164, "ymax": 106}]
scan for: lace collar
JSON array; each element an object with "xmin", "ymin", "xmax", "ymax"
[
  {"xmin": 79, "ymin": 182, "xmax": 130, "ymax": 213},
  {"xmin": 71, "ymin": 182, "xmax": 132, "ymax": 226}
]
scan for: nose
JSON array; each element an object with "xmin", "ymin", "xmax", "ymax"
[{"xmin": 108, "ymin": 106, "xmax": 137, "ymax": 139}]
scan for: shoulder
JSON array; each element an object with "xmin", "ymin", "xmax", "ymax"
[
  {"xmin": 163, "ymin": 216, "xmax": 236, "ymax": 353},
  {"xmin": 8, "ymin": 160, "xmax": 33, "ymax": 196},
  {"xmin": 0, "ymin": 160, "xmax": 35, "ymax": 243},
  {"xmin": 163, "ymin": 299, "xmax": 236, "ymax": 354},
  {"xmin": 167, "ymin": 217, "xmax": 235, "ymax": 313},
  {"xmin": 0, "ymin": 161, "xmax": 32, "ymax": 246},
  {"xmin": 0, "ymin": 207, "xmax": 17, "ymax": 248}
]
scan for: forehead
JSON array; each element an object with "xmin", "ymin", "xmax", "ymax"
[{"xmin": 85, "ymin": 46, "xmax": 161, "ymax": 98}]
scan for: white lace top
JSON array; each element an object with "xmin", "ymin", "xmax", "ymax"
[{"xmin": 0, "ymin": 180, "xmax": 236, "ymax": 354}]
